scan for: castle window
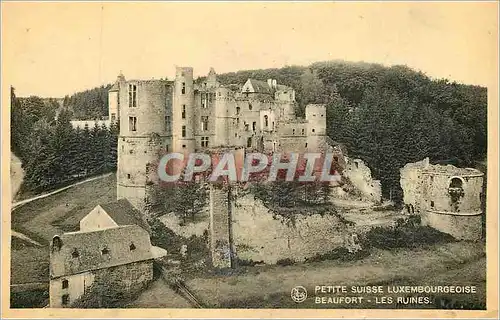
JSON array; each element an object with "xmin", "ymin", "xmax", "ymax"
[
  {"xmin": 71, "ymin": 249, "xmax": 79, "ymax": 258},
  {"xmin": 292, "ymin": 129, "xmax": 295, "ymax": 135},
  {"xmin": 101, "ymin": 247, "xmax": 109, "ymax": 255},
  {"xmin": 62, "ymin": 279, "xmax": 69, "ymax": 289},
  {"xmin": 181, "ymin": 82, "xmax": 186, "ymax": 94},
  {"xmin": 52, "ymin": 236, "xmax": 62, "ymax": 252},
  {"xmin": 201, "ymin": 137, "xmax": 209, "ymax": 148},
  {"xmin": 218, "ymin": 92, "xmax": 221, "ymax": 97},
  {"xmin": 431, "ymin": 201, "xmax": 435, "ymax": 208},
  {"xmin": 128, "ymin": 84, "xmax": 137, "ymax": 108},
  {"xmin": 127, "ymin": 174, "xmax": 131, "ymax": 179},
  {"xmin": 166, "ymin": 144, "xmax": 170, "ymax": 152},
  {"xmin": 247, "ymin": 137, "xmax": 252, "ymax": 148},
  {"xmin": 62, "ymin": 294, "xmax": 70, "ymax": 305},
  {"xmin": 236, "ymin": 107, "xmax": 240, "ymax": 115},
  {"xmin": 182, "ymin": 125, "xmax": 186, "ymax": 137},
  {"xmin": 312, "ymin": 128, "xmax": 315, "ymax": 133},
  {"xmin": 244, "ymin": 123, "xmax": 249, "ymax": 131},
  {"xmin": 165, "ymin": 115, "xmax": 170, "ymax": 131},
  {"xmin": 272, "ymin": 122, "xmax": 275, "ymax": 130},
  {"xmin": 252, "ymin": 122, "xmax": 256, "ymax": 132},
  {"xmin": 264, "ymin": 115, "xmax": 269, "ymax": 128},
  {"xmin": 182, "ymin": 144, "xmax": 186, "ymax": 149},
  {"xmin": 249, "ymin": 103, "xmax": 253, "ymax": 110},
  {"xmin": 111, "ymin": 113, "xmax": 116, "ymax": 122},
  {"xmin": 305, "ymin": 143, "xmax": 308, "ymax": 148},
  {"xmin": 130, "ymin": 243, "xmax": 136, "ymax": 251},
  {"xmin": 129, "ymin": 117, "xmax": 137, "ymax": 132},
  {"xmin": 201, "ymin": 116, "xmax": 209, "ymax": 131},
  {"xmin": 182, "ymin": 105, "xmax": 186, "ymax": 119}
]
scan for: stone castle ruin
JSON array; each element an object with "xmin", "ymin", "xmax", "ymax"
[
  {"xmin": 400, "ymin": 158, "xmax": 484, "ymax": 240},
  {"xmin": 107, "ymin": 66, "xmax": 484, "ymax": 268}
]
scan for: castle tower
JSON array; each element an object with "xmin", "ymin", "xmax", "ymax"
[
  {"xmin": 206, "ymin": 67, "xmax": 218, "ymax": 89},
  {"xmin": 305, "ymin": 104, "xmax": 327, "ymax": 152},
  {"xmin": 116, "ymin": 75, "xmax": 171, "ymax": 213},
  {"xmin": 172, "ymin": 67, "xmax": 196, "ymax": 152},
  {"xmin": 108, "ymin": 72, "xmax": 125, "ymax": 124}
]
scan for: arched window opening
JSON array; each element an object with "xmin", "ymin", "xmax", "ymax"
[{"xmin": 448, "ymin": 177, "xmax": 465, "ymax": 210}]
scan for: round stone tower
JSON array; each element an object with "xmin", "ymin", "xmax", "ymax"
[
  {"xmin": 172, "ymin": 67, "xmax": 196, "ymax": 152},
  {"xmin": 116, "ymin": 77, "xmax": 171, "ymax": 213},
  {"xmin": 420, "ymin": 168, "xmax": 484, "ymax": 240}
]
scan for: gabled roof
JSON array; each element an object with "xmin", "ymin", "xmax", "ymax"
[
  {"xmin": 100, "ymin": 199, "xmax": 151, "ymax": 233},
  {"xmin": 247, "ymin": 79, "xmax": 273, "ymax": 94},
  {"xmin": 50, "ymin": 225, "xmax": 153, "ymax": 278}
]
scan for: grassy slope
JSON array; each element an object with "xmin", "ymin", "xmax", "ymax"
[{"xmin": 10, "ymin": 174, "xmax": 116, "ymax": 285}]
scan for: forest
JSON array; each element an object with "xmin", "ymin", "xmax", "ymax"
[
  {"xmin": 213, "ymin": 61, "xmax": 487, "ymax": 201},
  {"xmin": 10, "ymin": 60, "xmax": 487, "ymax": 202},
  {"xmin": 10, "ymin": 88, "xmax": 118, "ymax": 193}
]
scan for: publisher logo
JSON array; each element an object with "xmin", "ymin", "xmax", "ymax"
[{"xmin": 291, "ymin": 286, "xmax": 308, "ymax": 303}]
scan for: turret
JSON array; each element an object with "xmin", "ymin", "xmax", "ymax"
[{"xmin": 172, "ymin": 67, "xmax": 196, "ymax": 152}]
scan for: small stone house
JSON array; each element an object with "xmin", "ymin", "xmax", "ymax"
[{"xmin": 49, "ymin": 199, "xmax": 156, "ymax": 308}]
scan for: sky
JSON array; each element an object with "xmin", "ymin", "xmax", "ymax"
[{"xmin": 2, "ymin": 1, "xmax": 498, "ymax": 97}]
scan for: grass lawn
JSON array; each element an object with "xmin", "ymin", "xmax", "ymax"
[
  {"xmin": 10, "ymin": 174, "xmax": 116, "ymax": 286},
  {"xmin": 185, "ymin": 241, "xmax": 486, "ymax": 309}
]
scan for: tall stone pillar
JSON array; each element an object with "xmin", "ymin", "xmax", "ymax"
[{"xmin": 209, "ymin": 185, "xmax": 234, "ymax": 268}]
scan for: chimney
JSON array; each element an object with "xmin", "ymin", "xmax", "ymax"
[
  {"xmin": 272, "ymin": 79, "xmax": 277, "ymax": 89},
  {"xmin": 267, "ymin": 79, "xmax": 273, "ymax": 88}
]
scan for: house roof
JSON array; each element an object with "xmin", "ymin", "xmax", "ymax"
[
  {"xmin": 50, "ymin": 225, "xmax": 153, "ymax": 278},
  {"xmin": 100, "ymin": 199, "xmax": 151, "ymax": 233},
  {"xmin": 247, "ymin": 79, "xmax": 273, "ymax": 94}
]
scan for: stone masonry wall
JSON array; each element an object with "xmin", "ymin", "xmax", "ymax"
[{"xmin": 162, "ymin": 192, "xmax": 346, "ymax": 265}]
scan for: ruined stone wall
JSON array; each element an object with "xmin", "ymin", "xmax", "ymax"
[
  {"xmin": 400, "ymin": 158, "xmax": 484, "ymax": 240},
  {"xmin": 162, "ymin": 191, "xmax": 346, "ymax": 265},
  {"xmin": 342, "ymin": 157, "xmax": 382, "ymax": 203},
  {"xmin": 232, "ymin": 194, "xmax": 345, "ymax": 264},
  {"xmin": 108, "ymin": 90, "xmax": 119, "ymax": 121},
  {"xmin": 209, "ymin": 186, "xmax": 233, "ymax": 268},
  {"xmin": 193, "ymin": 90, "xmax": 216, "ymax": 149}
]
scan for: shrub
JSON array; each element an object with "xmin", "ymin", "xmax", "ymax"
[
  {"xmin": 305, "ymin": 247, "xmax": 370, "ymax": 263},
  {"xmin": 10, "ymin": 289, "xmax": 48, "ymax": 308},
  {"xmin": 237, "ymin": 258, "xmax": 264, "ymax": 267},
  {"xmin": 276, "ymin": 258, "xmax": 295, "ymax": 266},
  {"xmin": 363, "ymin": 216, "xmax": 455, "ymax": 249}
]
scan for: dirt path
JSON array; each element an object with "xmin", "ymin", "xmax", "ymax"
[
  {"xmin": 11, "ymin": 231, "xmax": 43, "ymax": 247},
  {"xmin": 11, "ymin": 172, "xmax": 113, "ymax": 211}
]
